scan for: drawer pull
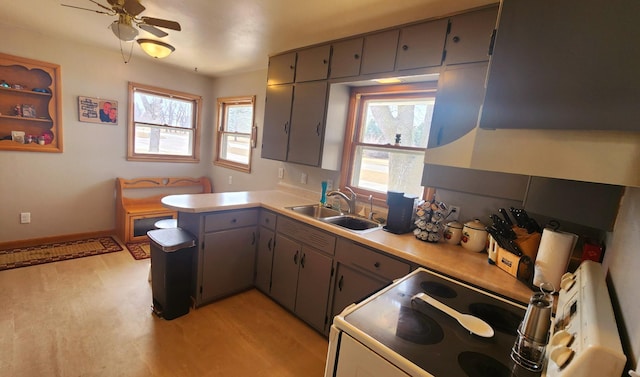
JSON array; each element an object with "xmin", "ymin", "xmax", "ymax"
[
  {"xmin": 301, "ymin": 253, "xmax": 306, "ymax": 268},
  {"xmin": 267, "ymin": 238, "xmax": 273, "ymax": 251},
  {"xmin": 374, "ymin": 262, "xmax": 380, "ymax": 269},
  {"xmin": 338, "ymin": 275, "xmax": 344, "ymax": 291},
  {"xmin": 294, "ymin": 250, "xmax": 299, "ymax": 264}
]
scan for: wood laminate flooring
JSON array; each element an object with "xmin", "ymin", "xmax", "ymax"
[{"xmin": 0, "ymin": 248, "xmax": 329, "ymax": 376}]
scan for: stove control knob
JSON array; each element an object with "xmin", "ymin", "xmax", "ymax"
[
  {"xmin": 560, "ymin": 273, "xmax": 576, "ymax": 291},
  {"xmin": 550, "ymin": 330, "xmax": 574, "ymax": 347},
  {"xmin": 550, "ymin": 346, "xmax": 574, "ymax": 369}
]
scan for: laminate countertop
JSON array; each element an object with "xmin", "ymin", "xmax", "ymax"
[{"xmin": 162, "ymin": 190, "xmax": 535, "ymax": 305}]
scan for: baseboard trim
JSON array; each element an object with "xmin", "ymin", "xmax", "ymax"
[{"xmin": 0, "ymin": 229, "xmax": 118, "ymax": 250}]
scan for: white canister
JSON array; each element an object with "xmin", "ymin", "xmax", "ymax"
[
  {"xmin": 533, "ymin": 228, "xmax": 579, "ymax": 290},
  {"xmin": 443, "ymin": 221, "xmax": 463, "ymax": 245},
  {"xmin": 461, "ymin": 219, "xmax": 488, "ymax": 252}
]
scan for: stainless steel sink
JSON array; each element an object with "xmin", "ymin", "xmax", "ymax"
[
  {"xmin": 286, "ymin": 204, "xmax": 343, "ymax": 219},
  {"xmin": 321, "ymin": 215, "xmax": 382, "ymax": 233}
]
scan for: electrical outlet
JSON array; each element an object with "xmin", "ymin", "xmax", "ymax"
[
  {"xmin": 448, "ymin": 206, "xmax": 460, "ymax": 221},
  {"xmin": 278, "ymin": 167, "xmax": 284, "ymax": 179},
  {"xmin": 228, "ymin": 175, "xmax": 233, "ymax": 185},
  {"xmin": 20, "ymin": 212, "xmax": 31, "ymax": 224},
  {"xmin": 301, "ymin": 173, "xmax": 308, "ymax": 184}
]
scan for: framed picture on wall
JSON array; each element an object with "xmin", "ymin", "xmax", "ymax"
[{"xmin": 78, "ymin": 96, "xmax": 118, "ymax": 125}]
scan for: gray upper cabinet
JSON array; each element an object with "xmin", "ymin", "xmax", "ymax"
[
  {"xmin": 295, "ymin": 45, "xmax": 331, "ymax": 82},
  {"xmin": 329, "ymin": 38, "xmax": 363, "ymax": 79},
  {"xmin": 267, "ymin": 52, "xmax": 296, "ymax": 85},
  {"xmin": 262, "ymin": 85, "xmax": 293, "ymax": 161},
  {"xmin": 444, "ymin": 6, "xmax": 498, "ymax": 65},
  {"xmin": 395, "ymin": 19, "xmax": 449, "ymax": 71},
  {"xmin": 428, "ymin": 62, "xmax": 488, "ymax": 147},
  {"xmin": 287, "ymin": 81, "xmax": 328, "ymax": 166},
  {"xmin": 360, "ymin": 30, "xmax": 399, "ymax": 75},
  {"xmin": 480, "ymin": 0, "xmax": 640, "ymax": 131}
]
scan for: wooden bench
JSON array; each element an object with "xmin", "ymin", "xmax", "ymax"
[{"xmin": 115, "ymin": 177, "xmax": 212, "ymax": 243}]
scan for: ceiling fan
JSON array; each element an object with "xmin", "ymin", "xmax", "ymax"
[{"xmin": 61, "ymin": 0, "xmax": 181, "ymax": 58}]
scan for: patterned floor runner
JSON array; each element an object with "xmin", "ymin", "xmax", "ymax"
[
  {"xmin": 0, "ymin": 236, "xmax": 122, "ymax": 271},
  {"xmin": 125, "ymin": 242, "xmax": 151, "ymax": 260}
]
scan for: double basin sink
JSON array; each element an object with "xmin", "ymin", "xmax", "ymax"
[{"xmin": 286, "ymin": 204, "xmax": 382, "ymax": 233}]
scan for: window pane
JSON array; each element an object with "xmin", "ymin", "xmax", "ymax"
[
  {"xmin": 226, "ymin": 104, "xmax": 253, "ymax": 133},
  {"xmin": 220, "ymin": 134, "xmax": 251, "ymax": 164},
  {"xmin": 360, "ymin": 99, "xmax": 435, "ymax": 148},
  {"xmin": 133, "ymin": 91, "xmax": 194, "ymax": 128},
  {"xmin": 352, "ymin": 145, "xmax": 424, "ymax": 197},
  {"xmin": 134, "ymin": 124, "xmax": 194, "ymax": 156}
]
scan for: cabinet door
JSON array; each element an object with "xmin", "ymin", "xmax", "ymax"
[
  {"xmin": 480, "ymin": 0, "xmax": 640, "ymax": 131},
  {"xmin": 261, "ymin": 84, "xmax": 293, "ymax": 161},
  {"xmin": 330, "ymin": 263, "xmax": 388, "ymax": 320},
  {"xmin": 267, "ymin": 52, "xmax": 296, "ymax": 85},
  {"xmin": 360, "ymin": 30, "xmax": 399, "ymax": 75},
  {"xmin": 444, "ymin": 6, "xmax": 498, "ymax": 65},
  {"xmin": 395, "ymin": 19, "xmax": 448, "ymax": 71},
  {"xmin": 255, "ymin": 227, "xmax": 275, "ymax": 294},
  {"xmin": 329, "ymin": 38, "xmax": 363, "ymax": 79},
  {"xmin": 201, "ymin": 226, "xmax": 257, "ymax": 303},
  {"xmin": 270, "ymin": 233, "xmax": 301, "ymax": 311},
  {"xmin": 287, "ymin": 81, "xmax": 328, "ymax": 166},
  {"xmin": 295, "ymin": 246, "xmax": 333, "ymax": 332},
  {"xmin": 295, "ymin": 45, "xmax": 330, "ymax": 82},
  {"xmin": 428, "ymin": 62, "xmax": 488, "ymax": 147}
]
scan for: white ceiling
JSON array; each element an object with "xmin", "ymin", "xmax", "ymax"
[{"xmin": 1, "ymin": 0, "xmax": 495, "ymax": 78}]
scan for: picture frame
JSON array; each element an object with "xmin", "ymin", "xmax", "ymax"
[
  {"xmin": 11, "ymin": 130, "xmax": 25, "ymax": 144},
  {"xmin": 78, "ymin": 96, "xmax": 118, "ymax": 125},
  {"xmin": 21, "ymin": 104, "xmax": 37, "ymax": 118}
]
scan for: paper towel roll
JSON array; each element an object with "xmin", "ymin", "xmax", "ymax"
[{"xmin": 533, "ymin": 228, "xmax": 579, "ymax": 289}]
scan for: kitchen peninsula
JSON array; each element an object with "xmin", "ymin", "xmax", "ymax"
[{"xmin": 161, "ymin": 189, "xmax": 535, "ymax": 311}]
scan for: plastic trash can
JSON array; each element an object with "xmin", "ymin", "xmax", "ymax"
[{"xmin": 148, "ymin": 228, "xmax": 196, "ymax": 320}]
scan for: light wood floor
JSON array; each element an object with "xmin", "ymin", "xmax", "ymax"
[{"xmin": 0, "ymin": 248, "xmax": 329, "ymax": 377}]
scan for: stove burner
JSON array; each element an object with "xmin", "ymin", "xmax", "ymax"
[
  {"xmin": 420, "ymin": 280, "xmax": 457, "ymax": 299},
  {"xmin": 396, "ymin": 305, "xmax": 444, "ymax": 345},
  {"xmin": 458, "ymin": 351, "xmax": 511, "ymax": 377},
  {"xmin": 469, "ymin": 303, "xmax": 522, "ymax": 336}
]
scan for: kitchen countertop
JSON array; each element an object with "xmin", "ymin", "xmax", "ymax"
[{"xmin": 162, "ymin": 190, "xmax": 535, "ymax": 305}]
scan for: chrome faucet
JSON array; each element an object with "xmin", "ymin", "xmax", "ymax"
[{"xmin": 327, "ymin": 186, "xmax": 357, "ymax": 214}]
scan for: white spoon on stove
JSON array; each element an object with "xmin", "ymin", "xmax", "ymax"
[{"xmin": 411, "ymin": 292, "xmax": 495, "ymax": 338}]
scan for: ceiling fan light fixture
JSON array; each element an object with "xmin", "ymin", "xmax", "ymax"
[
  {"xmin": 109, "ymin": 20, "xmax": 139, "ymax": 41},
  {"xmin": 137, "ymin": 39, "xmax": 175, "ymax": 59}
]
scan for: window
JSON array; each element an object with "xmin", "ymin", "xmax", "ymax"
[
  {"xmin": 127, "ymin": 82, "xmax": 202, "ymax": 162},
  {"xmin": 214, "ymin": 96, "xmax": 256, "ymax": 172},
  {"xmin": 340, "ymin": 83, "xmax": 437, "ymax": 200}
]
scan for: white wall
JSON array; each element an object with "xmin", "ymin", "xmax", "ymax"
[{"xmin": 0, "ymin": 25, "xmax": 213, "ymax": 242}]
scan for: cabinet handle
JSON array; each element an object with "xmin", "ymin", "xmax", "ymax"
[
  {"xmin": 251, "ymin": 232, "xmax": 256, "ymax": 245},
  {"xmin": 316, "ymin": 122, "xmax": 321, "ymax": 136},
  {"xmin": 374, "ymin": 262, "xmax": 380, "ymax": 269},
  {"xmin": 289, "ymin": 65, "xmax": 295, "ymax": 70},
  {"xmin": 338, "ymin": 275, "xmax": 344, "ymax": 291},
  {"xmin": 402, "ymin": 44, "xmax": 409, "ymax": 51},
  {"xmin": 354, "ymin": 54, "xmax": 360, "ymax": 59},
  {"xmin": 231, "ymin": 218, "xmax": 237, "ymax": 223},
  {"xmin": 294, "ymin": 250, "xmax": 299, "ymax": 264},
  {"xmin": 323, "ymin": 59, "xmax": 328, "ymax": 64},
  {"xmin": 267, "ymin": 238, "xmax": 273, "ymax": 251},
  {"xmin": 284, "ymin": 121, "xmax": 289, "ymax": 134},
  {"xmin": 300, "ymin": 253, "xmax": 306, "ymax": 268},
  {"xmin": 452, "ymin": 36, "xmax": 460, "ymax": 43}
]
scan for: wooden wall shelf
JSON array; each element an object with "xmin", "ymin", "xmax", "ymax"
[{"xmin": 0, "ymin": 53, "xmax": 63, "ymax": 152}]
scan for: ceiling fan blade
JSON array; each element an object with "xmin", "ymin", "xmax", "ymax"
[
  {"xmin": 138, "ymin": 24, "xmax": 168, "ymax": 38},
  {"xmin": 141, "ymin": 17, "xmax": 181, "ymax": 31},
  {"xmin": 61, "ymin": 3, "xmax": 112, "ymax": 15},
  {"xmin": 123, "ymin": 0, "xmax": 145, "ymax": 17},
  {"xmin": 87, "ymin": 0, "xmax": 114, "ymax": 12}
]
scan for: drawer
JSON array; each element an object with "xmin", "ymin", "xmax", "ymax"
[
  {"xmin": 335, "ymin": 238, "xmax": 410, "ymax": 281},
  {"xmin": 204, "ymin": 209, "xmax": 258, "ymax": 232},
  {"xmin": 277, "ymin": 217, "xmax": 336, "ymax": 255},
  {"xmin": 259, "ymin": 210, "xmax": 277, "ymax": 231}
]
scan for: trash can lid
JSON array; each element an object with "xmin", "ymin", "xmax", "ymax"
[{"xmin": 147, "ymin": 228, "xmax": 196, "ymax": 252}]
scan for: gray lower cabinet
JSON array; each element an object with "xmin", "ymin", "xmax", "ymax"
[
  {"xmin": 255, "ymin": 210, "xmax": 277, "ymax": 294},
  {"xmin": 269, "ymin": 217, "xmax": 336, "ymax": 333},
  {"xmin": 178, "ymin": 208, "xmax": 258, "ymax": 307},
  {"xmin": 329, "ymin": 238, "xmax": 411, "ymax": 322}
]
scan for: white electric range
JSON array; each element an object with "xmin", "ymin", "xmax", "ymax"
[{"xmin": 324, "ymin": 261, "xmax": 626, "ymax": 377}]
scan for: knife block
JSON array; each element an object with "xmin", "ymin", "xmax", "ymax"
[
  {"xmin": 513, "ymin": 228, "xmax": 542, "ymax": 261},
  {"xmin": 489, "ymin": 230, "xmax": 541, "ymax": 284}
]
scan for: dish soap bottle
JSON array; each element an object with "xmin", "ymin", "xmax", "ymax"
[{"xmin": 320, "ymin": 181, "xmax": 328, "ymax": 206}]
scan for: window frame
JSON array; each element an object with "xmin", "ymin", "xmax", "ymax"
[
  {"xmin": 339, "ymin": 82, "xmax": 438, "ymax": 204},
  {"xmin": 127, "ymin": 82, "xmax": 202, "ymax": 163},
  {"xmin": 214, "ymin": 95, "xmax": 256, "ymax": 173}
]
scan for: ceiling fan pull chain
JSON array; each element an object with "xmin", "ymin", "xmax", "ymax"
[{"xmin": 119, "ymin": 39, "xmax": 134, "ymax": 64}]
